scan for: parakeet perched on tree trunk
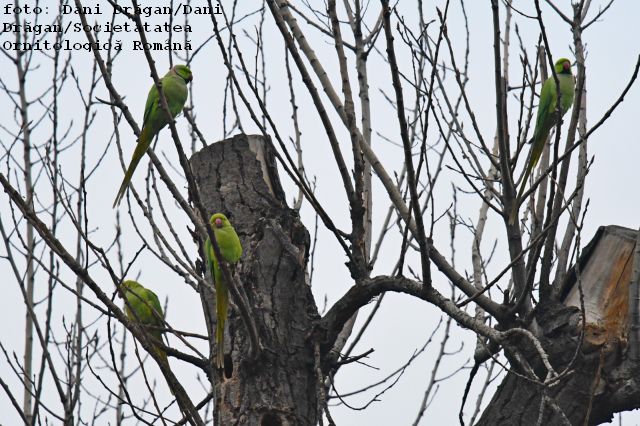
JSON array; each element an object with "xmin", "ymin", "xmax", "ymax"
[
  {"xmin": 113, "ymin": 64, "xmax": 193, "ymax": 207},
  {"xmin": 510, "ymin": 58, "xmax": 575, "ymax": 224},
  {"xmin": 121, "ymin": 280, "xmax": 168, "ymax": 366},
  {"xmin": 204, "ymin": 213, "xmax": 243, "ymax": 369}
]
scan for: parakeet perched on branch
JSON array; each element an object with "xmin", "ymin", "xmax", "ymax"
[
  {"xmin": 510, "ymin": 57, "xmax": 575, "ymax": 223},
  {"xmin": 121, "ymin": 280, "xmax": 168, "ymax": 366},
  {"xmin": 204, "ymin": 213, "xmax": 242, "ymax": 369},
  {"xmin": 113, "ymin": 64, "xmax": 193, "ymax": 207}
]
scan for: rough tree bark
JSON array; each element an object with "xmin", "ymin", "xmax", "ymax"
[
  {"xmin": 478, "ymin": 226, "xmax": 640, "ymax": 425},
  {"xmin": 190, "ymin": 135, "xmax": 639, "ymax": 425},
  {"xmin": 191, "ymin": 134, "xmax": 319, "ymax": 425}
]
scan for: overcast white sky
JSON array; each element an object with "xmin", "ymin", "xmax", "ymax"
[{"xmin": 1, "ymin": 1, "xmax": 639, "ymax": 424}]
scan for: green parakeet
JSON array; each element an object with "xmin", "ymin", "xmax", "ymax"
[
  {"xmin": 511, "ymin": 58, "xmax": 575, "ymax": 223},
  {"xmin": 204, "ymin": 213, "xmax": 243, "ymax": 369},
  {"xmin": 121, "ymin": 280, "xmax": 168, "ymax": 366},
  {"xmin": 113, "ymin": 64, "xmax": 193, "ymax": 207}
]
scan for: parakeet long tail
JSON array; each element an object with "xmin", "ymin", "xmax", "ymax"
[
  {"xmin": 509, "ymin": 137, "xmax": 545, "ymax": 225},
  {"xmin": 152, "ymin": 345, "xmax": 174, "ymax": 394},
  {"xmin": 112, "ymin": 125, "xmax": 154, "ymax": 208},
  {"xmin": 153, "ymin": 345, "xmax": 168, "ymax": 366},
  {"xmin": 216, "ymin": 280, "xmax": 229, "ymax": 369}
]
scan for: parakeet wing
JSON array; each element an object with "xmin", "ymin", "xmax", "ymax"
[
  {"xmin": 142, "ymin": 83, "xmax": 159, "ymax": 124},
  {"xmin": 533, "ymin": 77, "xmax": 557, "ymax": 144},
  {"xmin": 143, "ymin": 288, "xmax": 164, "ymax": 325}
]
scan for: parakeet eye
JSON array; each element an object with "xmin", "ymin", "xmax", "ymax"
[{"xmin": 215, "ymin": 218, "xmax": 223, "ymax": 227}]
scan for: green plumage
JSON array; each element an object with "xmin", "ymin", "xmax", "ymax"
[
  {"xmin": 204, "ymin": 213, "xmax": 242, "ymax": 369},
  {"xmin": 113, "ymin": 64, "xmax": 193, "ymax": 207},
  {"xmin": 511, "ymin": 58, "xmax": 575, "ymax": 223},
  {"xmin": 121, "ymin": 280, "xmax": 168, "ymax": 366}
]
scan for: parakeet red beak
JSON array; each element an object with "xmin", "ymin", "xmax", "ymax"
[
  {"xmin": 563, "ymin": 61, "xmax": 571, "ymax": 71},
  {"xmin": 215, "ymin": 218, "xmax": 223, "ymax": 228}
]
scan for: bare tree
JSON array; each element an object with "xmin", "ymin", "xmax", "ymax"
[{"xmin": 1, "ymin": 1, "xmax": 638, "ymax": 425}]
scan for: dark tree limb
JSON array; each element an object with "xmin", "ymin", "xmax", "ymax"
[{"xmin": 0, "ymin": 172, "xmax": 204, "ymax": 426}]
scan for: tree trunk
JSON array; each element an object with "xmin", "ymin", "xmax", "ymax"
[
  {"xmin": 191, "ymin": 134, "xmax": 319, "ymax": 425},
  {"xmin": 477, "ymin": 304, "xmax": 596, "ymax": 425},
  {"xmin": 478, "ymin": 227, "xmax": 640, "ymax": 425}
]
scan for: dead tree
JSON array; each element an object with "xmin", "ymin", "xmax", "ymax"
[{"xmin": 2, "ymin": 1, "xmax": 640, "ymax": 425}]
